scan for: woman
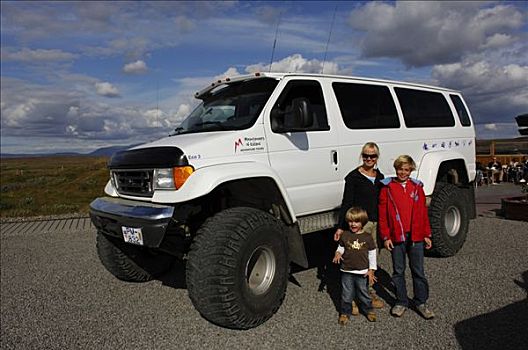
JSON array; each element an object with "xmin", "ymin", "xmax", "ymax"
[{"xmin": 334, "ymin": 142, "xmax": 385, "ymax": 312}]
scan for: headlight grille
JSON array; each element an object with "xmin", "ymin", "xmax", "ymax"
[{"xmin": 112, "ymin": 170, "xmax": 154, "ymax": 197}]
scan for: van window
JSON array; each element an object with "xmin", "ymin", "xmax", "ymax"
[
  {"xmin": 332, "ymin": 82, "xmax": 400, "ymax": 129},
  {"xmin": 272, "ymin": 80, "xmax": 329, "ymax": 132},
  {"xmin": 450, "ymin": 94, "xmax": 472, "ymax": 126},
  {"xmin": 395, "ymin": 88, "xmax": 455, "ymax": 128}
]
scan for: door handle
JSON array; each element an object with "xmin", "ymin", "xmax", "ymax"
[{"xmin": 331, "ymin": 150, "xmax": 338, "ymax": 165}]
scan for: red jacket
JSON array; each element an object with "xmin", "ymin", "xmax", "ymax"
[{"xmin": 378, "ymin": 178, "xmax": 431, "ymax": 243}]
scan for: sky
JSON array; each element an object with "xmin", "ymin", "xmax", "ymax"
[{"xmin": 1, "ymin": 1, "xmax": 527, "ymax": 155}]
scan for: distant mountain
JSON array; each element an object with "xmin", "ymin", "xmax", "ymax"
[{"xmin": 0, "ymin": 144, "xmax": 141, "ymax": 159}]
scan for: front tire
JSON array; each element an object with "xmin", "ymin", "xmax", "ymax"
[
  {"xmin": 96, "ymin": 232, "xmax": 173, "ymax": 282},
  {"xmin": 186, "ymin": 207, "xmax": 289, "ymax": 329},
  {"xmin": 429, "ymin": 183, "xmax": 469, "ymax": 257}
]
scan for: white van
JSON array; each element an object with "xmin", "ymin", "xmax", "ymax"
[{"xmin": 90, "ymin": 72, "xmax": 476, "ymax": 329}]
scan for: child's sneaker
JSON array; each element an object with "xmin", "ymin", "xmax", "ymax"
[
  {"xmin": 416, "ymin": 304, "xmax": 435, "ymax": 319},
  {"xmin": 351, "ymin": 301, "xmax": 359, "ymax": 316},
  {"xmin": 391, "ymin": 305, "xmax": 407, "ymax": 317},
  {"xmin": 338, "ymin": 314, "xmax": 350, "ymax": 326},
  {"xmin": 366, "ymin": 311, "xmax": 377, "ymax": 322}
]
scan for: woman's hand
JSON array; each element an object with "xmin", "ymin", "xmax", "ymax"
[{"xmin": 384, "ymin": 239, "xmax": 394, "ymax": 251}]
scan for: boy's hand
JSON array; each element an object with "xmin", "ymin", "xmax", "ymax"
[
  {"xmin": 384, "ymin": 239, "xmax": 394, "ymax": 251},
  {"xmin": 334, "ymin": 228, "xmax": 344, "ymax": 242},
  {"xmin": 332, "ymin": 252, "xmax": 342, "ymax": 264},
  {"xmin": 366, "ymin": 270, "xmax": 377, "ymax": 286},
  {"xmin": 424, "ymin": 237, "xmax": 432, "ymax": 250}
]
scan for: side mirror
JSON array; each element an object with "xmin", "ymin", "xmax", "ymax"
[
  {"xmin": 291, "ymin": 98, "xmax": 313, "ymax": 128},
  {"xmin": 271, "ymin": 98, "xmax": 313, "ymax": 132}
]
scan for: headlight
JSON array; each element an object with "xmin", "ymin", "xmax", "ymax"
[
  {"xmin": 154, "ymin": 168, "xmax": 175, "ymax": 189},
  {"xmin": 153, "ymin": 166, "xmax": 194, "ymax": 190}
]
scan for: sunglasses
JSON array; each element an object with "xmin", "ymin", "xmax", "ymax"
[{"xmin": 362, "ymin": 153, "xmax": 378, "ymax": 159}]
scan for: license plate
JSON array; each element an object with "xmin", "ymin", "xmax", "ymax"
[{"xmin": 122, "ymin": 226, "xmax": 144, "ymax": 246}]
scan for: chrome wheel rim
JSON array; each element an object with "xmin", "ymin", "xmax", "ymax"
[
  {"xmin": 246, "ymin": 246, "xmax": 276, "ymax": 295},
  {"xmin": 445, "ymin": 205, "xmax": 461, "ymax": 237}
]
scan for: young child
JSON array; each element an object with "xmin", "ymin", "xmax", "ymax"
[
  {"xmin": 333, "ymin": 207, "xmax": 377, "ymax": 325},
  {"xmin": 378, "ymin": 155, "xmax": 435, "ymax": 319}
]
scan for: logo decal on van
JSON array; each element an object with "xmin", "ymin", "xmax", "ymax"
[
  {"xmin": 235, "ymin": 138, "xmax": 244, "ymax": 152},
  {"xmin": 423, "ymin": 139, "xmax": 473, "ymax": 151},
  {"xmin": 235, "ymin": 137, "xmax": 266, "ymax": 153}
]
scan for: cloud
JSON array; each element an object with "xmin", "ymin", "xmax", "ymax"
[
  {"xmin": 1, "ymin": 2, "xmax": 237, "ymax": 58},
  {"xmin": 95, "ymin": 82, "xmax": 120, "ymax": 97},
  {"xmin": 174, "ymin": 16, "xmax": 195, "ymax": 32},
  {"xmin": 348, "ymin": 2, "xmax": 525, "ymax": 67},
  {"xmin": 246, "ymin": 54, "xmax": 340, "ymax": 74},
  {"xmin": 215, "ymin": 67, "xmax": 242, "ymax": 80},
  {"xmin": 1, "ymin": 78, "xmax": 80, "ymax": 135},
  {"xmin": 255, "ymin": 6, "xmax": 282, "ymax": 25},
  {"xmin": 432, "ymin": 59, "xmax": 528, "ymax": 124},
  {"xmin": 123, "ymin": 60, "xmax": 148, "ymax": 74},
  {"xmin": 1, "ymin": 48, "xmax": 78, "ymax": 62},
  {"xmin": 0, "ymin": 75, "xmax": 198, "ymax": 150}
]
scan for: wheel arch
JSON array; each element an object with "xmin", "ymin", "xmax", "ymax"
[
  {"xmin": 153, "ymin": 162, "xmax": 297, "ymax": 222},
  {"xmin": 417, "ymin": 151, "xmax": 472, "ymax": 195},
  {"xmin": 161, "ymin": 162, "xmax": 308, "ymax": 268}
]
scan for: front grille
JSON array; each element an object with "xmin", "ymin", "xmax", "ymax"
[{"xmin": 112, "ymin": 170, "xmax": 154, "ymax": 197}]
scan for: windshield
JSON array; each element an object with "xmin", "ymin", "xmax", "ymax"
[{"xmin": 173, "ymin": 78, "xmax": 279, "ymax": 135}]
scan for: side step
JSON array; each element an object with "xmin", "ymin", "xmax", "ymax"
[{"xmin": 297, "ymin": 210, "xmax": 339, "ymax": 235}]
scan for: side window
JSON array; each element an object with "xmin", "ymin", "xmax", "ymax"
[
  {"xmin": 395, "ymin": 88, "xmax": 455, "ymax": 128},
  {"xmin": 450, "ymin": 94, "xmax": 472, "ymax": 126},
  {"xmin": 272, "ymin": 80, "xmax": 329, "ymax": 132},
  {"xmin": 332, "ymin": 82, "xmax": 400, "ymax": 129}
]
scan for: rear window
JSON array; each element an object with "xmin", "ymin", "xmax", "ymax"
[
  {"xmin": 395, "ymin": 88, "xmax": 455, "ymax": 128},
  {"xmin": 450, "ymin": 94, "xmax": 472, "ymax": 126},
  {"xmin": 332, "ymin": 82, "xmax": 400, "ymax": 129}
]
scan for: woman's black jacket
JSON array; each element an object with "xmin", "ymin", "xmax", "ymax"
[{"xmin": 337, "ymin": 167, "xmax": 384, "ymax": 230}]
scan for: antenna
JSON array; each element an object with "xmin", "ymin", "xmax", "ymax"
[
  {"xmin": 156, "ymin": 80, "xmax": 160, "ymax": 125},
  {"xmin": 321, "ymin": 6, "xmax": 337, "ymax": 74},
  {"xmin": 269, "ymin": 11, "xmax": 282, "ymax": 72}
]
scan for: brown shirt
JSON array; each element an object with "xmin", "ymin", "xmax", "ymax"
[{"xmin": 338, "ymin": 231, "xmax": 376, "ymax": 272}]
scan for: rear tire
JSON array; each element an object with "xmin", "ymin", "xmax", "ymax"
[
  {"xmin": 429, "ymin": 183, "xmax": 469, "ymax": 257},
  {"xmin": 186, "ymin": 207, "xmax": 289, "ymax": 329},
  {"xmin": 96, "ymin": 232, "xmax": 173, "ymax": 282}
]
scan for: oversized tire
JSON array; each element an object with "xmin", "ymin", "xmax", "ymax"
[
  {"xmin": 428, "ymin": 182, "xmax": 469, "ymax": 257},
  {"xmin": 96, "ymin": 232, "xmax": 173, "ymax": 282},
  {"xmin": 186, "ymin": 207, "xmax": 289, "ymax": 329}
]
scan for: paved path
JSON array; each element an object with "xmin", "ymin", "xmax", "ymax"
[{"xmin": 1, "ymin": 217, "xmax": 94, "ymax": 236}]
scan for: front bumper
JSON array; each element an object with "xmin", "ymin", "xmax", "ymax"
[{"xmin": 89, "ymin": 197, "xmax": 175, "ymax": 248}]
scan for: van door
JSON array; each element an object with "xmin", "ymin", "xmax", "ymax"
[
  {"xmin": 264, "ymin": 78, "xmax": 341, "ymax": 216},
  {"xmin": 331, "ymin": 81, "xmax": 403, "ymax": 177}
]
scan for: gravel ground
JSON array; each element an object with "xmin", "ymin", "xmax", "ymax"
[{"xmin": 1, "ymin": 216, "xmax": 527, "ymax": 350}]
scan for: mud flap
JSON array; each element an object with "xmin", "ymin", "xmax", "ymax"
[{"xmin": 286, "ymin": 225, "xmax": 309, "ymax": 268}]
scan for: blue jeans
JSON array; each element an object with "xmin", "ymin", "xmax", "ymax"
[
  {"xmin": 391, "ymin": 240, "xmax": 429, "ymax": 307},
  {"xmin": 340, "ymin": 272, "xmax": 372, "ymax": 315}
]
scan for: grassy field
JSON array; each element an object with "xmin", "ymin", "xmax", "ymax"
[{"xmin": 0, "ymin": 156, "xmax": 110, "ymax": 218}]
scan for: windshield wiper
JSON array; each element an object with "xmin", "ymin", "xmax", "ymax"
[
  {"xmin": 170, "ymin": 127, "xmax": 185, "ymax": 136},
  {"xmin": 192, "ymin": 121, "xmax": 226, "ymax": 130}
]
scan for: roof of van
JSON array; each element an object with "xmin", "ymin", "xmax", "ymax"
[{"xmin": 195, "ymin": 72, "xmax": 459, "ymax": 99}]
